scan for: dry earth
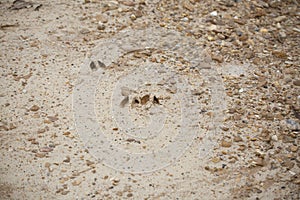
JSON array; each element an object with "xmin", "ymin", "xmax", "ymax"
[{"xmin": 0, "ymin": 0, "xmax": 299, "ymax": 199}]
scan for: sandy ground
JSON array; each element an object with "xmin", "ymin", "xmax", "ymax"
[{"xmin": 1, "ymin": 0, "xmax": 299, "ymax": 199}]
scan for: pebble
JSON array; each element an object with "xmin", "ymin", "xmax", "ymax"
[
  {"xmin": 181, "ymin": 17, "xmax": 189, "ymax": 22},
  {"xmin": 44, "ymin": 162, "xmax": 51, "ymax": 168},
  {"xmin": 39, "ymin": 147, "xmax": 53, "ymax": 152},
  {"xmin": 207, "ymin": 35, "xmax": 215, "ymax": 41},
  {"xmin": 72, "ymin": 180, "xmax": 82, "ymax": 186},
  {"xmin": 130, "ymin": 14, "xmax": 137, "ymax": 20},
  {"xmin": 293, "ymin": 80, "xmax": 300, "ymax": 86},
  {"xmin": 221, "ymin": 126, "xmax": 229, "ymax": 131},
  {"xmin": 259, "ymin": 28, "xmax": 268, "ymax": 33},
  {"xmin": 183, "ymin": 1, "xmax": 194, "ymax": 12},
  {"xmin": 211, "ymin": 157, "xmax": 221, "ymax": 163},
  {"xmin": 102, "ymin": 1, "xmax": 119, "ymax": 12},
  {"xmin": 274, "ymin": 16, "xmax": 286, "ymax": 22},
  {"xmin": 293, "ymin": 28, "xmax": 300, "ymax": 33},
  {"xmin": 208, "ymin": 24, "xmax": 217, "ymax": 31},
  {"xmin": 80, "ymin": 28, "xmax": 90, "ymax": 34},
  {"xmin": 294, "ymin": 178, "xmax": 300, "ymax": 185},
  {"xmin": 290, "ymin": 145, "xmax": 298, "ymax": 152},
  {"xmin": 63, "ymin": 131, "xmax": 71, "ymax": 136},
  {"xmin": 133, "ymin": 10, "xmax": 143, "ymax": 18},
  {"xmin": 121, "ymin": 1, "xmax": 135, "ymax": 6},
  {"xmin": 211, "ymin": 54, "xmax": 223, "ymax": 63},
  {"xmin": 63, "ymin": 156, "xmax": 71, "ymax": 163},
  {"xmin": 141, "ymin": 95, "xmax": 150, "ymax": 105},
  {"xmin": 253, "ymin": 158, "xmax": 264, "ymax": 166},
  {"xmin": 127, "ymin": 193, "xmax": 133, "ymax": 197},
  {"xmin": 35, "ymin": 152, "xmax": 46, "ymax": 158},
  {"xmin": 61, "ymin": 190, "xmax": 69, "ymax": 195},
  {"xmin": 30, "ymin": 105, "xmax": 40, "ymax": 111},
  {"xmin": 279, "ymin": 31, "xmax": 286, "ymax": 38},
  {"xmin": 272, "ymin": 51, "xmax": 287, "ymax": 59},
  {"xmin": 233, "ymin": 135, "xmax": 243, "ymax": 142},
  {"xmin": 97, "ymin": 22, "xmax": 105, "ymax": 30},
  {"xmin": 271, "ymin": 135, "xmax": 278, "ymax": 141},
  {"xmin": 210, "ymin": 11, "xmax": 218, "ymax": 17},
  {"xmin": 220, "ymin": 140, "xmax": 232, "ymax": 148}
]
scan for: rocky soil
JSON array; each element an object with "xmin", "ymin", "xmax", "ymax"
[{"xmin": 0, "ymin": 0, "xmax": 299, "ymax": 199}]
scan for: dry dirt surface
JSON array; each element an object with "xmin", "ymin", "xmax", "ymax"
[{"xmin": 1, "ymin": 0, "xmax": 300, "ymax": 199}]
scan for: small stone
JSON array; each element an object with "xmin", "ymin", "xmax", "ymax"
[
  {"xmin": 211, "ymin": 157, "xmax": 221, "ymax": 163},
  {"xmin": 210, "ymin": 11, "xmax": 218, "ymax": 17},
  {"xmin": 141, "ymin": 95, "xmax": 150, "ymax": 105},
  {"xmin": 61, "ymin": 190, "xmax": 69, "ymax": 195},
  {"xmin": 130, "ymin": 14, "xmax": 137, "ymax": 20},
  {"xmin": 47, "ymin": 116, "xmax": 58, "ymax": 122},
  {"xmin": 238, "ymin": 145, "xmax": 246, "ymax": 151},
  {"xmin": 95, "ymin": 14, "xmax": 108, "ymax": 23},
  {"xmin": 220, "ymin": 140, "xmax": 232, "ymax": 148},
  {"xmin": 72, "ymin": 180, "xmax": 82, "ymax": 186},
  {"xmin": 63, "ymin": 131, "xmax": 71, "ymax": 136},
  {"xmin": 133, "ymin": 10, "xmax": 143, "ymax": 18},
  {"xmin": 181, "ymin": 17, "xmax": 189, "ymax": 22},
  {"xmin": 121, "ymin": 1, "xmax": 135, "ymax": 6},
  {"xmin": 211, "ymin": 54, "xmax": 223, "ymax": 63},
  {"xmin": 39, "ymin": 147, "xmax": 53, "ymax": 153},
  {"xmin": 279, "ymin": 31, "xmax": 286, "ymax": 38},
  {"xmin": 253, "ymin": 158, "xmax": 264, "ymax": 166},
  {"xmin": 208, "ymin": 25, "xmax": 217, "ymax": 31},
  {"xmin": 271, "ymin": 135, "xmax": 278, "ymax": 141},
  {"xmin": 221, "ymin": 126, "xmax": 229, "ymax": 131},
  {"xmin": 207, "ymin": 35, "xmax": 215, "ymax": 41},
  {"xmin": 293, "ymin": 80, "xmax": 300, "ymax": 86},
  {"xmin": 80, "ymin": 28, "xmax": 90, "ymax": 34},
  {"xmin": 293, "ymin": 28, "xmax": 300, "ymax": 33},
  {"xmin": 259, "ymin": 28, "xmax": 268, "ymax": 34},
  {"xmin": 282, "ymin": 135, "xmax": 295, "ymax": 143},
  {"xmin": 234, "ymin": 135, "xmax": 243, "ymax": 142},
  {"xmin": 239, "ymin": 34, "xmax": 248, "ymax": 41},
  {"xmin": 290, "ymin": 145, "xmax": 298, "ymax": 152},
  {"xmin": 38, "ymin": 128, "xmax": 47, "ymax": 134},
  {"xmin": 31, "ymin": 140, "xmax": 39, "ymax": 145},
  {"xmin": 294, "ymin": 178, "xmax": 300, "ymax": 185},
  {"xmin": 45, "ymin": 162, "xmax": 51, "ymax": 168},
  {"xmin": 35, "ymin": 152, "xmax": 46, "ymax": 158},
  {"xmin": 183, "ymin": 1, "xmax": 194, "ymax": 12},
  {"xmin": 97, "ymin": 22, "xmax": 105, "ymax": 30},
  {"xmin": 127, "ymin": 193, "xmax": 133, "ymax": 197},
  {"xmin": 272, "ymin": 51, "xmax": 287, "ymax": 59},
  {"xmin": 30, "ymin": 105, "xmax": 40, "ymax": 111},
  {"xmin": 274, "ymin": 16, "xmax": 286, "ymax": 22},
  {"xmin": 102, "ymin": 1, "xmax": 119, "ymax": 11},
  {"xmin": 63, "ymin": 156, "xmax": 70, "ymax": 163}
]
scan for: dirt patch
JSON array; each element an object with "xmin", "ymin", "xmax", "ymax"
[{"xmin": 1, "ymin": 0, "xmax": 299, "ymax": 199}]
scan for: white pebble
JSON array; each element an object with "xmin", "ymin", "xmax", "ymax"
[
  {"xmin": 271, "ymin": 135, "xmax": 278, "ymax": 141},
  {"xmin": 210, "ymin": 11, "xmax": 218, "ymax": 17},
  {"xmin": 289, "ymin": 171, "xmax": 296, "ymax": 176}
]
